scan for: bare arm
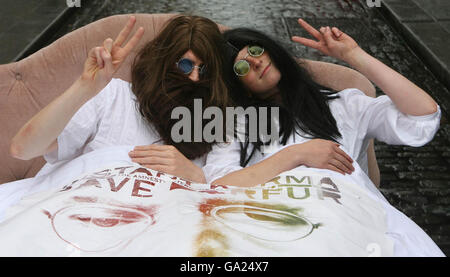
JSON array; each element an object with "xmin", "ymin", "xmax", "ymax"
[
  {"xmin": 343, "ymin": 46, "xmax": 437, "ymax": 115},
  {"xmin": 301, "ymin": 59, "xmax": 376, "ymax": 98},
  {"xmin": 212, "ymin": 139, "xmax": 354, "ymax": 187},
  {"xmin": 212, "ymin": 146, "xmax": 299, "ymax": 187},
  {"xmin": 10, "ymin": 79, "xmax": 97, "ymax": 160},
  {"xmin": 292, "ymin": 19, "xmax": 438, "ymax": 116},
  {"xmin": 292, "ymin": 19, "xmax": 439, "ymax": 187},
  {"xmin": 10, "ymin": 16, "xmax": 144, "ymax": 160}
]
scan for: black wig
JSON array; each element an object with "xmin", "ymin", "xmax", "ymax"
[{"xmin": 223, "ymin": 28, "xmax": 342, "ymax": 166}]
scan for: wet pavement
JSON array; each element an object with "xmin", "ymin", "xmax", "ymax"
[
  {"xmin": 382, "ymin": 0, "xmax": 450, "ymax": 97},
  {"xmin": 0, "ymin": 0, "xmax": 72, "ymax": 63},
  {"xmin": 3, "ymin": 0, "xmax": 450, "ymax": 255}
]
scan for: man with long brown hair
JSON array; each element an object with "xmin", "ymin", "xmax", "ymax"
[
  {"xmin": 10, "ymin": 15, "xmax": 231, "ymax": 184},
  {"xmin": 130, "ymin": 15, "xmax": 230, "ymax": 180}
]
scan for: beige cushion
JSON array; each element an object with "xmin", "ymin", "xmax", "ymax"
[{"xmin": 0, "ymin": 13, "xmax": 375, "ymax": 184}]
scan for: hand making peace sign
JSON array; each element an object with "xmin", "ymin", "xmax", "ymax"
[
  {"xmin": 291, "ymin": 18, "xmax": 360, "ymax": 63},
  {"xmin": 81, "ymin": 16, "xmax": 145, "ymax": 92}
]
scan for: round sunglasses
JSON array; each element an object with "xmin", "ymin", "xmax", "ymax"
[
  {"xmin": 233, "ymin": 45, "xmax": 265, "ymax": 77},
  {"xmin": 176, "ymin": 58, "xmax": 206, "ymax": 75}
]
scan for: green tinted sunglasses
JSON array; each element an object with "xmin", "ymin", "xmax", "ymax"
[{"xmin": 233, "ymin": 45, "xmax": 265, "ymax": 77}]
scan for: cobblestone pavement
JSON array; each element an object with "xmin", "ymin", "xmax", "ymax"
[{"xmin": 48, "ymin": 0, "xmax": 450, "ymax": 255}]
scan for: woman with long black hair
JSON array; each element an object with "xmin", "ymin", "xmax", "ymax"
[
  {"xmin": 203, "ymin": 18, "xmax": 443, "ymax": 257},
  {"xmin": 209, "ymin": 19, "xmax": 440, "ymax": 188}
]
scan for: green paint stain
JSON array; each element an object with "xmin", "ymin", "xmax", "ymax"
[
  {"xmin": 223, "ymin": 202, "xmax": 308, "ymax": 227},
  {"xmin": 244, "ymin": 208, "xmax": 308, "ymax": 226}
]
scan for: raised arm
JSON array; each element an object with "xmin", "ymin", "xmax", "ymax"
[
  {"xmin": 292, "ymin": 19, "xmax": 438, "ymax": 116},
  {"xmin": 10, "ymin": 16, "xmax": 144, "ymax": 160}
]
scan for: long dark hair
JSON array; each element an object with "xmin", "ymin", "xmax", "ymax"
[
  {"xmin": 223, "ymin": 28, "xmax": 342, "ymax": 166},
  {"xmin": 131, "ymin": 15, "xmax": 229, "ymax": 159}
]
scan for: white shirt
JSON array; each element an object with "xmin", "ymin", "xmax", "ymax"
[
  {"xmin": 42, "ymin": 78, "xmax": 207, "ymax": 174},
  {"xmin": 0, "ymin": 88, "xmax": 443, "ymax": 256},
  {"xmin": 203, "ymin": 88, "xmax": 441, "ymax": 183},
  {"xmin": 202, "ymin": 88, "xmax": 444, "ymax": 256}
]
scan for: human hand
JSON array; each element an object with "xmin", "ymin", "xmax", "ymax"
[
  {"xmin": 291, "ymin": 18, "xmax": 360, "ymax": 63},
  {"xmin": 128, "ymin": 144, "xmax": 207, "ymax": 183},
  {"xmin": 81, "ymin": 16, "xmax": 144, "ymax": 93},
  {"xmin": 290, "ymin": 139, "xmax": 355, "ymax": 175}
]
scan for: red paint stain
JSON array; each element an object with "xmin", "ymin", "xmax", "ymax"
[
  {"xmin": 198, "ymin": 199, "xmax": 233, "ymax": 216},
  {"xmin": 42, "ymin": 209, "xmax": 52, "ymax": 219},
  {"xmin": 68, "ymin": 208, "xmax": 149, "ymax": 228},
  {"xmin": 73, "ymin": 196, "xmax": 98, "ymax": 203},
  {"xmin": 58, "ymin": 197, "xmax": 161, "ymax": 228}
]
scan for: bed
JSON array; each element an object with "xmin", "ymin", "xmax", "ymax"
[
  {"xmin": 0, "ymin": 13, "xmax": 443, "ymax": 257},
  {"xmin": 0, "ymin": 145, "xmax": 444, "ymax": 256}
]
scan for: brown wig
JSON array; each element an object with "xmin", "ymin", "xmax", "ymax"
[{"xmin": 131, "ymin": 15, "xmax": 229, "ymax": 159}]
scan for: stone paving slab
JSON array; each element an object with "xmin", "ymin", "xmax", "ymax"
[
  {"xmin": 382, "ymin": 0, "xmax": 450, "ymax": 91},
  {"xmin": 413, "ymin": 0, "xmax": 450, "ymax": 21},
  {"xmin": 285, "ymin": 17, "xmax": 380, "ymax": 50},
  {"xmin": 440, "ymin": 21, "xmax": 450, "ymax": 33},
  {"xmin": 382, "ymin": 0, "xmax": 433, "ymax": 22},
  {"xmin": 403, "ymin": 21, "xmax": 450, "ymax": 84},
  {"xmin": 0, "ymin": 0, "xmax": 72, "ymax": 63}
]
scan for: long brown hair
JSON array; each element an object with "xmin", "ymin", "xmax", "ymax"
[{"xmin": 131, "ymin": 15, "xmax": 229, "ymax": 159}]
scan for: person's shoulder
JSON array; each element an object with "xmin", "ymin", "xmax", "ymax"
[
  {"xmin": 102, "ymin": 78, "xmax": 135, "ymax": 100},
  {"xmin": 334, "ymin": 88, "xmax": 366, "ymax": 97},
  {"xmin": 328, "ymin": 88, "xmax": 369, "ymax": 106},
  {"xmin": 87, "ymin": 79, "xmax": 134, "ymax": 114},
  {"xmin": 327, "ymin": 88, "xmax": 375, "ymax": 118},
  {"xmin": 320, "ymin": 88, "xmax": 365, "ymax": 100},
  {"xmin": 111, "ymin": 78, "xmax": 131, "ymax": 85},
  {"xmin": 109, "ymin": 78, "xmax": 132, "ymax": 92}
]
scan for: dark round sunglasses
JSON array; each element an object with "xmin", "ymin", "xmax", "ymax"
[
  {"xmin": 233, "ymin": 45, "xmax": 264, "ymax": 77},
  {"xmin": 176, "ymin": 58, "xmax": 206, "ymax": 75}
]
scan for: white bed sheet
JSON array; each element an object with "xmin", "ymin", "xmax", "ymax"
[{"xmin": 0, "ymin": 146, "xmax": 444, "ymax": 257}]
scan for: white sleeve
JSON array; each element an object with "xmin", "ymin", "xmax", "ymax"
[
  {"xmin": 43, "ymin": 79, "xmax": 115, "ymax": 164},
  {"xmin": 356, "ymin": 148, "xmax": 369, "ymax": 175},
  {"xmin": 202, "ymin": 141, "xmax": 243, "ymax": 184},
  {"xmin": 340, "ymin": 89, "xmax": 441, "ymax": 147}
]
